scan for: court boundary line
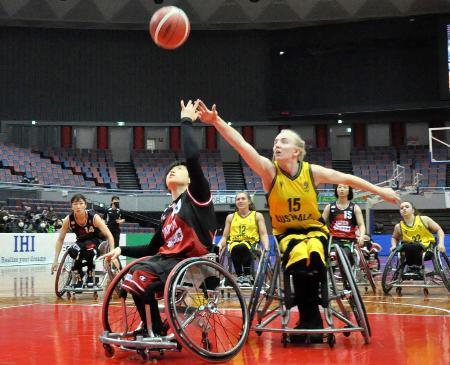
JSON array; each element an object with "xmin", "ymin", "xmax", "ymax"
[
  {"xmin": 364, "ymin": 300, "xmax": 450, "ymax": 315},
  {"xmin": 2, "ymin": 302, "xmax": 448, "ymax": 318},
  {"xmin": 0, "ymin": 303, "xmax": 36, "ymax": 310}
]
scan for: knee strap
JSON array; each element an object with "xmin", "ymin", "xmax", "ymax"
[{"xmin": 67, "ymin": 244, "xmax": 81, "ymax": 260}]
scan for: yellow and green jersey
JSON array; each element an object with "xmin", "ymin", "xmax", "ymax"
[{"xmin": 400, "ymin": 216, "xmax": 435, "ymax": 247}]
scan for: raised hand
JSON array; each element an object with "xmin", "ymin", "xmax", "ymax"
[
  {"xmin": 180, "ymin": 99, "xmax": 200, "ymax": 121},
  {"xmin": 379, "ymin": 187, "xmax": 401, "ymax": 205},
  {"xmin": 197, "ymin": 99, "xmax": 219, "ymax": 125}
]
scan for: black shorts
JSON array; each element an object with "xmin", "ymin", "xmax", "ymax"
[{"xmin": 130, "ymin": 254, "xmax": 183, "ymax": 285}]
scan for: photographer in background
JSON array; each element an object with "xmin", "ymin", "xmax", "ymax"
[
  {"xmin": 105, "ymin": 196, "xmax": 125, "ymax": 248},
  {"xmin": 0, "ymin": 207, "xmax": 11, "ymax": 233}
]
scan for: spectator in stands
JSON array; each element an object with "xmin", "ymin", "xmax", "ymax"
[
  {"xmin": 10, "ymin": 218, "xmax": 27, "ymax": 233},
  {"xmin": 23, "ymin": 206, "xmax": 33, "ymax": 221},
  {"xmin": 47, "ymin": 206, "xmax": 58, "ymax": 222},
  {"xmin": 54, "ymin": 219, "xmax": 63, "ymax": 232},
  {"xmin": 391, "ymin": 201, "xmax": 445, "ymax": 276},
  {"xmin": 105, "ymin": 196, "xmax": 125, "ymax": 248},
  {"xmin": 322, "ymin": 184, "xmax": 366, "ymax": 266},
  {"xmin": 0, "ymin": 208, "xmax": 11, "ymax": 233},
  {"xmin": 197, "ymin": 100, "xmax": 399, "ymax": 344},
  {"xmin": 100, "ymin": 100, "xmax": 216, "ymax": 338},
  {"xmin": 51, "ymin": 194, "xmax": 115, "ymax": 288},
  {"xmin": 217, "ymin": 191, "xmax": 269, "ymax": 287}
]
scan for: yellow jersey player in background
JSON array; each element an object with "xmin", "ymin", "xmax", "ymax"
[
  {"xmin": 391, "ymin": 201, "xmax": 445, "ymax": 277},
  {"xmin": 217, "ymin": 191, "xmax": 270, "ymax": 287},
  {"xmin": 197, "ymin": 99, "xmax": 399, "ymax": 344}
]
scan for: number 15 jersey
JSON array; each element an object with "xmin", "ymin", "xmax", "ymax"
[{"xmin": 267, "ymin": 161, "xmax": 328, "ymax": 235}]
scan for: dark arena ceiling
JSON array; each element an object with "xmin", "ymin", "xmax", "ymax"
[{"xmin": 0, "ymin": 0, "xmax": 449, "ymax": 30}]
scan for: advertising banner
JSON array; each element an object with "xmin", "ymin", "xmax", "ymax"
[{"xmin": 0, "ymin": 233, "xmax": 127, "ymax": 267}]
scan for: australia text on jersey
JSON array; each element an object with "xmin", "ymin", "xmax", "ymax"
[{"xmin": 274, "ymin": 213, "xmax": 313, "ymax": 223}]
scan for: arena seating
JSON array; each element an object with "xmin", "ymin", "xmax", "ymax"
[
  {"xmin": 132, "ymin": 149, "xmax": 226, "ymax": 190},
  {"xmin": 41, "ymin": 147, "xmax": 119, "ymax": 189},
  {"xmin": 1, "ymin": 143, "xmax": 447, "ymax": 192},
  {"xmin": 132, "ymin": 150, "xmax": 177, "ymax": 190},
  {"xmin": 351, "ymin": 146, "xmax": 397, "ymax": 186},
  {"xmin": 398, "ymin": 146, "xmax": 447, "ymax": 187},
  {"xmin": 0, "ymin": 143, "xmax": 91, "ymax": 187}
]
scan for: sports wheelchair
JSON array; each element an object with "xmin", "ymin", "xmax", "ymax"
[
  {"xmin": 54, "ymin": 241, "xmax": 119, "ymax": 300},
  {"xmin": 381, "ymin": 242, "xmax": 450, "ymax": 296},
  {"xmin": 248, "ymin": 238, "xmax": 371, "ymax": 347},
  {"xmin": 99, "ymin": 253, "xmax": 250, "ymax": 362},
  {"xmin": 351, "ymin": 244, "xmax": 377, "ymax": 294},
  {"xmin": 218, "ymin": 241, "xmax": 268, "ymax": 289}
]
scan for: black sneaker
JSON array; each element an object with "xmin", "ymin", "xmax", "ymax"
[
  {"xmin": 153, "ymin": 320, "xmax": 169, "ymax": 337},
  {"xmin": 133, "ymin": 327, "xmax": 149, "ymax": 338}
]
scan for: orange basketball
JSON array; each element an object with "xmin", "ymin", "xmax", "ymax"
[{"xmin": 149, "ymin": 6, "xmax": 190, "ymax": 50}]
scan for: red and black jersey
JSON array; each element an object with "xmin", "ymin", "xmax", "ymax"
[
  {"xmin": 68, "ymin": 210, "xmax": 101, "ymax": 242},
  {"xmin": 328, "ymin": 202, "xmax": 358, "ymax": 239},
  {"xmin": 158, "ymin": 188, "xmax": 215, "ymax": 257},
  {"xmin": 120, "ymin": 118, "xmax": 217, "ymax": 260}
]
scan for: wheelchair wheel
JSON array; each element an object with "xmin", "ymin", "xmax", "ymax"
[
  {"xmin": 381, "ymin": 248, "xmax": 402, "ymax": 294},
  {"xmin": 354, "ymin": 245, "xmax": 376, "ymax": 294},
  {"xmin": 334, "ymin": 245, "xmax": 371, "ymax": 343},
  {"xmin": 165, "ymin": 257, "xmax": 249, "ymax": 362},
  {"xmin": 432, "ymin": 247, "xmax": 450, "ymax": 292},
  {"xmin": 55, "ymin": 250, "xmax": 74, "ymax": 297},
  {"xmin": 248, "ymin": 249, "xmax": 271, "ymax": 325},
  {"xmin": 102, "ymin": 256, "xmax": 151, "ymax": 334}
]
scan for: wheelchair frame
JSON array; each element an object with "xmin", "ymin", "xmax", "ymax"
[
  {"xmin": 381, "ymin": 243, "xmax": 450, "ymax": 296},
  {"xmin": 54, "ymin": 241, "xmax": 116, "ymax": 299},
  {"xmin": 351, "ymin": 244, "xmax": 377, "ymax": 294},
  {"xmin": 248, "ymin": 238, "xmax": 371, "ymax": 348},
  {"xmin": 99, "ymin": 254, "xmax": 250, "ymax": 362}
]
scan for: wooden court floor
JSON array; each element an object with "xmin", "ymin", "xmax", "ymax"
[{"xmin": 0, "ymin": 264, "xmax": 448, "ymax": 365}]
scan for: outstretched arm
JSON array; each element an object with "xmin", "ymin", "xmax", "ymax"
[
  {"xmin": 181, "ymin": 100, "xmax": 210, "ymax": 202},
  {"xmin": 197, "ymin": 100, "xmax": 275, "ymax": 191},
  {"xmin": 311, "ymin": 164, "xmax": 400, "ymax": 205}
]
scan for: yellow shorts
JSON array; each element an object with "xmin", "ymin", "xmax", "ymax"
[
  {"xmin": 229, "ymin": 241, "xmax": 257, "ymax": 254},
  {"xmin": 279, "ymin": 231, "xmax": 327, "ymax": 269}
]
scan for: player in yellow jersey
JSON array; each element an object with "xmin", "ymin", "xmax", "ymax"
[
  {"xmin": 217, "ymin": 192, "xmax": 270, "ymax": 287},
  {"xmin": 197, "ymin": 100, "xmax": 399, "ymax": 344},
  {"xmin": 391, "ymin": 201, "xmax": 445, "ymax": 276}
]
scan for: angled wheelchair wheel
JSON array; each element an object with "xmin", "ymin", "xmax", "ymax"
[
  {"xmin": 55, "ymin": 250, "xmax": 74, "ymax": 297},
  {"xmin": 432, "ymin": 246, "xmax": 450, "ymax": 292},
  {"xmin": 164, "ymin": 257, "xmax": 249, "ymax": 362},
  {"xmin": 354, "ymin": 245, "xmax": 376, "ymax": 294},
  {"xmin": 381, "ymin": 248, "xmax": 402, "ymax": 294},
  {"xmin": 335, "ymin": 245, "xmax": 371, "ymax": 343},
  {"xmin": 102, "ymin": 256, "xmax": 151, "ymax": 334}
]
